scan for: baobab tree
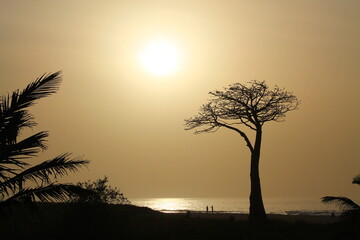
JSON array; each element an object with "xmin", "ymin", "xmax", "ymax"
[{"xmin": 184, "ymin": 80, "xmax": 300, "ymax": 221}]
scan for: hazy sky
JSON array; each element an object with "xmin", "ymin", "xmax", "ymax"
[{"xmin": 1, "ymin": 0, "xmax": 359, "ymax": 200}]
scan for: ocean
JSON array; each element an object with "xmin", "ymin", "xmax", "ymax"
[{"xmin": 131, "ymin": 197, "xmax": 351, "ymax": 216}]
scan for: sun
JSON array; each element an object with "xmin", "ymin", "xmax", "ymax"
[{"xmin": 139, "ymin": 40, "xmax": 180, "ymax": 75}]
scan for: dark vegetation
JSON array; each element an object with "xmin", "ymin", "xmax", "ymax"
[
  {"xmin": 185, "ymin": 81, "xmax": 300, "ymax": 221},
  {"xmin": 0, "ymin": 72, "xmax": 89, "ymax": 209},
  {"xmin": 69, "ymin": 176, "xmax": 131, "ymax": 204},
  {"xmin": 1, "ymin": 203, "xmax": 359, "ymax": 240},
  {"xmin": 322, "ymin": 174, "xmax": 360, "ymax": 220},
  {"xmin": 0, "ymin": 73, "xmax": 129, "ymax": 211}
]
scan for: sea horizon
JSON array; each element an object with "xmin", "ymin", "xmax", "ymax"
[{"xmin": 131, "ymin": 197, "xmax": 360, "ymax": 216}]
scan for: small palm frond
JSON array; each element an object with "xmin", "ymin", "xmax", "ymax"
[
  {"xmin": 0, "ymin": 109, "xmax": 35, "ymax": 145},
  {"xmin": 0, "ymin": 131, "xmax": 48, "ymax": 181},
  {"xmin": 4, "ymin": 183, "xmax": 90, "ymax": 203},
  {"xmin": 322, "ymin": 196, "xmax": 360, "ymax": 211},
  {"xmin": 0, "ymin": 72, "xmax": 62, "ymax": 144},
  {"xmin": 0, "ymin": 153, "xmax": 89, "ymax": 194},
  {"xmin": 8, "ymin": 71, "xmax": 62, "ymax": 111},
  {"xmin": 0, "ymin": 131, "xmax": 48, "ymax": 164},
  {"xmin": 353, "ymin": 175, "xmax": 360, "ymax": 185},
  {"xmin": 0, "ymin": 166, "xmax": 15, "ymax": 181}
]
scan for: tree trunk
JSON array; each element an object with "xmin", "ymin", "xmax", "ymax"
[{"xmin": 249, "ymin": 128, "xmax": 267, "ymax": 222}]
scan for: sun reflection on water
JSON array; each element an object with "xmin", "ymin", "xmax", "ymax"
[
  {"xmin": 144, "ymin": 198, "xmax": 191, "ymax": 212},
  {"xmin": 134, "ymin": 198, "xmax": 213, "ymax": 213}
]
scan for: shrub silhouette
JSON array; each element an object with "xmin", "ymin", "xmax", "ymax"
[{"xmin": 70, "ymin": 176, "xmax": 130, "ymax": 205}]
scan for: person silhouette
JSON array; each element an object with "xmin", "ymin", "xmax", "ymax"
[
  {"xmin": 211, "ymin": 205, "xmax": 214, "ymax": 213},
  {"xmin": 206, "ymin": 205, "xmax": 209, "ymax": 213}
]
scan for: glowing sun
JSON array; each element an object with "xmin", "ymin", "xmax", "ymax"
[{"xmin": 139, "ymin": 41, "xmax": 180, "ymax": 75}]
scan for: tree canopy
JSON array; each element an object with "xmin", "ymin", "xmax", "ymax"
[{"xmin": 185, "ymin": 80, "xmax": 299, "ymax": 151}]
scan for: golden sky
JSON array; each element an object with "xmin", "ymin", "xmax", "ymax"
[{"xmin": 1, "ymin": 0, "xmax": 360, "ymax": 199}]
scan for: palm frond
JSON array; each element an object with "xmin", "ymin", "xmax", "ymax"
[
  {"xmin": 353, "ymin": 174, "xmax": 360, "ymax": 185},
  {"xmin": 0, "ymin": 131, "xmax": 48, "ymax": 162},
  {"xmin": 0, "ymin": 166, "xmax": 15, "ymax": 197},
  {"xmin": 0, "ymin": 71, "xmax": 62, "ymax": 116},
  {"xmin": 322, "ymin": 196, "xmax": 360, "ymax": 211},
  {"xmin": 19, "ymin": 153, "xmax": 89, "ymax": 183},
  {"xmin": 0, "ymin": 153, "xmax": 89, "ymax": 195},
  {"xmin": 0, "ymin": 71, "xmax": 92, "ymax": 209},
  {"xmin": 0, "ymin": 131, "xmax": 48, "ymax": 180},
  {"xmin": 0, "ymin": 109, "xmax": 35, "ymax": 145},
  {"xmin": 5, "ymin": 183, "xmax": 90, "ymax": 203},
  {"xmin": 0, "ymin": 166, "xmax": 14, "ymax": 181},
  {"xmin": 0, "ymin": 71, "xmax": 61, "ymax": 145},
  {"xmin": 9, "ymin": 71, "xmax": 62, "ymax": 111}
]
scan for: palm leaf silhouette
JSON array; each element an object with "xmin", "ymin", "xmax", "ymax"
[
  {"xmin": 1, "ymin": 71, "xmax": 62, "ymax": 112},
  {"xmin": 0, "ymin": 131, "xmax": 48, "ymax": 169},
  {"xmin": 322, "ymin": 173, "xmax": 360, "ymax": 218},
  {"xmin": 4, "ymin": 183, "xmax": 89, "ymax": 203},
  {"xmin": 0, "ymin": 72, "xmax": 89, "ymax": 208},
  {"xmin": 0, "ymin": 71, "xmax": 62, "ymax": 144},
  {"xmin": 352, "ymin": 175, "xmax": 360, "ymax": 185},
  {"xmin": 321, "ymin": 196, "xmax": 360, "ymax": 211},
  {"xmin": 0, "ymin": 153, "xmax": 88, "ymax": 197}
]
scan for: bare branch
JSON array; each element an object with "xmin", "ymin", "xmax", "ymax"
[
  {"xmin": 217, "ymin": 122, "xmax": 254, "ymax": 152},
  {"xmin": 184, "ymin": 80, "xmax": 299, "ymax": 152}
]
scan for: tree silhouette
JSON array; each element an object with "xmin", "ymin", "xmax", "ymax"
[
  {"xmin": 69, "ymin": 176, "xmax": 131, "ymax": 205},
  {"xmin": 322, "ymin": 174, "xmax": 360, "ymax": 219},
  {"xmin": 0, "ymin": 72, "xmax": 89, "ymax": 209},
  {"xmin": 185, "ymin": 80, "xmax": 300, "ymax": 221}
]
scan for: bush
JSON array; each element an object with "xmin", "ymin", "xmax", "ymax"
[{"xmin": 70, "ymin": 176, "xmax": 130, "ymax": 205}]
